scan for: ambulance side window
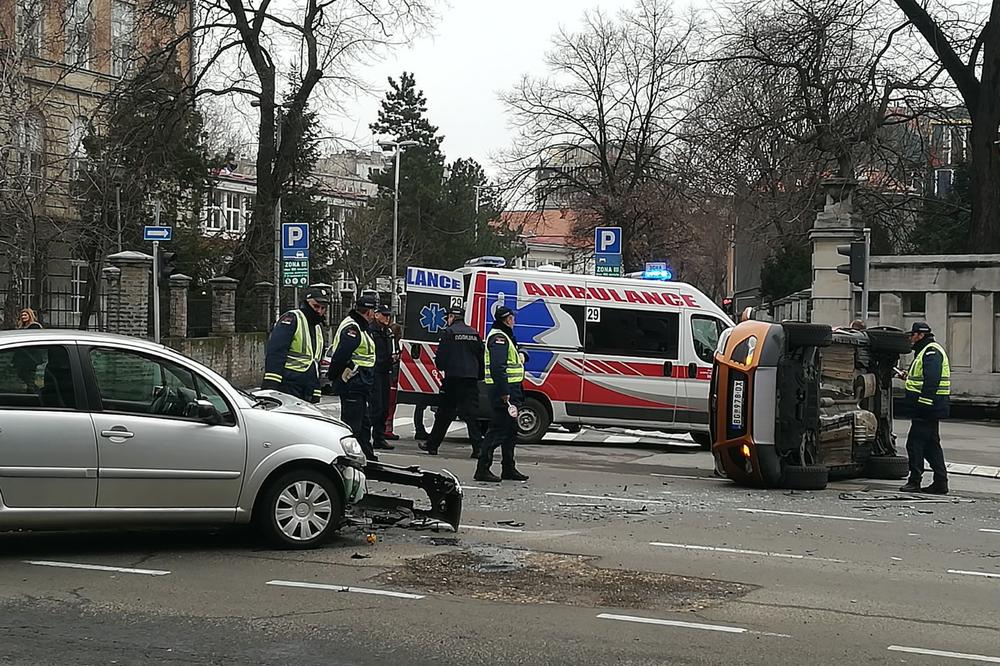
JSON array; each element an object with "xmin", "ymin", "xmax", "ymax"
[
  {"xmin": 585, "ymin": 309, "xmax": 679, "ymax": 359},
  {"xmin": 691, "ymin": 316, "xmax": 727, "ymax": 363}
]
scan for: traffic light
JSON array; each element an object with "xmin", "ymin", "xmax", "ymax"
[
  {"xmin": 836, "ymin": 241, "xmax": 866, "ymax": 286},
  {"xmin": 157, "ymin": 251, "xmax": 177, "ymax": 281}
]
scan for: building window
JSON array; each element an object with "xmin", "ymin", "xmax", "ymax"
[
  {"xmin": 224, "ymin": 192, "xmax": 243, "ymax": 233},
  {"xmin": 903, "ymin": 292, "xmax": 926, "ymax": 315},
  {"xmin": 68, "ymin": 116, "xmax": 88, "ymax": 182},
  {"xmin": 71, "ymin": 262, "xmax": 87, "ymax": 314},
  {"xmin": 16, "ymin": 112, "xmax": 44, "ymax": 192},
  {"xmin": 934, "ymin": 169, "xmax": 954, "ymax": 196},
  {"xmin": 111, "ymin": 0, "xmax": 136, "ymax": 77},
  {"xmin": 207, "ymin": 191, "xmax": 224, "ymax": 231},
  {"xmin": 949, "ymin": 292, "xmax": 972, "ymax": 314},
  {"xmin": 64, "ymin": 0, "xmax": 93, "ymax": 67},
  {"xmin": 16, "ymin": 0, "xmax": 43, "ymax": 57}
]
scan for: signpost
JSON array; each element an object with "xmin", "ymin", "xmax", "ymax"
[
  {"xmin": 281, "ymin": 223, "xmax": 310, "ymax": 292},
  {"xmin": 143, "ymin": 203, "xmax": 169, "ymax": 343},
  {"xmin": 594, "ymin": 226, "xmax": 623, "ymax": 278}
]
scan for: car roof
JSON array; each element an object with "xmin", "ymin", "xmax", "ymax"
[{"xmin": 0, "ymin": 329, "xmax": 169, "ymax": 352}]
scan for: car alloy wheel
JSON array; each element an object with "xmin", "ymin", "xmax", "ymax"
[{"xmin": 275, "ymin": 480, "xmax": 332, "ymax": 542}]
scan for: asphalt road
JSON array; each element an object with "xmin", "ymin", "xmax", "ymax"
[{"xmin": 1, "ymin": 404, "xmax": 998, "ymax": 665}]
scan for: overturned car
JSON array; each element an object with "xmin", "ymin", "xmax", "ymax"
[{"xmin": 709, "ymin": 321, "xmax": 912, "ymax": 490}]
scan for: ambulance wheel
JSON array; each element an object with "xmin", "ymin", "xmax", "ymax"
[
  {"xmin": 780, "ymin": 464, "xmax": 828, "ymax": 491},
  {"xmin": 690, "ymin": 432, "xmax": 712, "ymax": 451},
  {"xmin": 517, "ymin": 398, "xmax": 550, "ymax": 444},
  {"xmin": 782, "ymin": 322, "xmax": 832, "ymax": 348},
  {"xmin": 864, "ymin": 455, "xmax": 909, "ymax": 480},
  {"xmin": 866, "ymin": 328, "xmax": 913, "ymax": 355}
]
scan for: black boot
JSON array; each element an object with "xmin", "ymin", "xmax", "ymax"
[
  {"xmin": 474, "ymin": 460, "xmax": 501, "ymax": 483},
  {"xmin": 501, "ymin": 468, "xmax": 529, "ymax": 481},
  {"xmin": 922, "ymin": 480, "xmax": 949, "ymax": 495},
  {"xmin": 899, "ymin": 478, "xmax": 922, "ymax": 493},
  {"xmin": 418, "ymin": 441, "xmax": 438, "ymax": 455}
]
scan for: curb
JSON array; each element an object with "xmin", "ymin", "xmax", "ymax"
[{"xmin": 945, "ymin": 463, "xmax": 1000, "ymax": 480}]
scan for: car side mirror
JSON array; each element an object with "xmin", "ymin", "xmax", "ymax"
[{"xmin": 186, "ymin": 399, "xmax": 222, "ymax": 425}]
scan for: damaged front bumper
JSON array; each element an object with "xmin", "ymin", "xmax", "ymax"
[{"xmin": 353, "ymin": 461, "xmax": 463, "ymax": 531}]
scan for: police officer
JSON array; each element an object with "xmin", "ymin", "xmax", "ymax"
[
  {"xmin": 419, "ymin": 305, "xmax": 484, "ymax": 457},
  {"xmin": 327, "ymin": 293, "xmax": 378, "ymax": 461},
  {"xmin": 261, "ymin": 286, "xmax": 329, "ymax": 403},
  {"xmin": 475, "ymin": 306, "xmax": 529, "ymax": 483},
  {"xmin": 370, "ymin": 304, "xmax": 395, "ymax": 451},
  {"xmin": 899, "ymin": 322, "xmax": 951, "ymax": 494}
]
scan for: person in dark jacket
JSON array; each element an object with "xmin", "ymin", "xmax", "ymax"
[
  {"xmin": 382, "ymin": 322, "xmax": 403, "ymax": 440},
  {"xmin": 327, "ymin": 293, "xmax": 379, "ymax": 461},
  {"xmin": 475, "ymin": 306, "xmax": 529, "ymax": 483},
  {"xmin": 369, "ymin": 304, "xmax": 395, "ymax": 451},
  {"xmin": 899, "ymin": 321, "xmax": 951, "ymax": 494},
  {"xmin": 261, "ymin": 287, "xmax": 330, "ymax": 403},
  {"xmin": 419, "ymin": 305, "xmax": 484, "ymax": 456}
]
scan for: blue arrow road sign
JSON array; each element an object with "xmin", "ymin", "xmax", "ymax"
[
  {"xmin": 143, "ymin": 226, "xmax": 172, "ymax": 241},
  {"xmin": 282, "ymin": 223, "xmax": 309, "ymax": 259},
  {"xmin": 594, "ymin": 226, "xmax": 622, "ymax": 254}
]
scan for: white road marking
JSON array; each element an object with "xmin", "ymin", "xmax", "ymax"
[
  {"xmin": 266, "ymin": 580, "xmax": 424, "ymax": 599},
  {"xmin": 464, "ymin": 486, "xmax": 498, "ymax": 492},
  {"xmin": 597, "ymin": 613, "xmax": 747, "ymax": 635},
  {"xmin": 24, "ymin": 560, "xmax": 171, "ymax": 576},
  {"xmin": 464, "ymin": 525, "xmax": 525, "ymax": 533},
  {"xmin": 652, "ymin": 473, "xmax": 726, "ymax": 482},
  {"xmin": 543, "ymin": 432, "xmax": 581, "ymax": 442},
  {"xmin": 979, "ymin": 528, "xmax": 1000, "ymax": 534},
  {"xmin": 546, "ymin": 492, "xmax": 671, "ymax": 504},
  {"xmin": 888, "ymin": 645, "xmax": 1000, "ymax": 663},
  {"xmin": 601, "ymin": 435, "xmax": 641, "ymax": 444},
  {"xmin": 650, "ymin": 542, "xmax": 843, "ymax": 563},
  {"xmin": 948, "ymin": 569, "xmax": 1000, "ymax": 580},
  {"xmin": 737, "ymin": 508, "xmax": 888, "ymax": 524}
]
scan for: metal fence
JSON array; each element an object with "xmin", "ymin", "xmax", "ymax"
[{"xmin": 0, "ymin": 286, "xmax": 105, "ymax": 331}]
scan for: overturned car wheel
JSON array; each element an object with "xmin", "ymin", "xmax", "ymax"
[
  {"xmin": 866, "ymin": 328, "xmax": 913, "ymax": 355},
  {"xmin": 864, "ymin": 455, "xmax": 910, "ymax": 480},
  {"xmin": 782, "ymin": 322, "xmax": 833, "ymax": 348},
  {"xmin": 780, "ymin": 464, "xmax": 829, "ymax": 490}
]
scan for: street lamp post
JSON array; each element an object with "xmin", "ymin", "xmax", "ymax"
[{"xmin": 378, "ymin": 139, "xmax": 419, "ymax": 315}]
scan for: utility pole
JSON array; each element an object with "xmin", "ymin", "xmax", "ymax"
[
  {"xmin": 273, "ymin": 109, "xmax": 283, "ymax": 322},
  {"xmin": 152, "ymin": 200, "xmax": 161, "ymax": 343}
]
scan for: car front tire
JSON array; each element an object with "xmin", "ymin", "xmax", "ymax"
[{"xmin": 256, "ymin": 469, "xmax": 344, "ymax": 549}]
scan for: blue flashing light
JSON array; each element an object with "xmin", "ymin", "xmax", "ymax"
[
  {"xmin": 642, "ymin": 267, "xmax": 674, "ymax": 281},
  {"xmin": 465, "ymin": 256, "xmax": 507, "ymax": 268}
]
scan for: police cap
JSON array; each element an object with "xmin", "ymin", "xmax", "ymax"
[
  {"xmin": 376, "ymin": 304, "xmax": 392, "ymax": 316},
  {"xmin": 304, "ymin": 286, "xmax": 332, "ymax": 304},
  {"xmin": 495, "ymin": 306, "xmax": 515, "ymax": 321},
  {"xmin": 447, "ymin": 305, "xmax": 465, "ymax": 317},
  {"xmin": 910, "ymin": 321, "xmax": 932, "ymax": 334},
  {"xmin": 356, "ymin": 293, "xmax": 379, "ymax": 310}
]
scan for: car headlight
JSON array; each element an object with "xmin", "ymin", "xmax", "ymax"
[{"xmin": 340, "ymin": 436, "xmax": 363, "ymax": 458}]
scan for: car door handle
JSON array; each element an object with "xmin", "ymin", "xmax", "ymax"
[
  {"xmin": 688, "ymin": 363, "xmax": 698, "ymax": 379},
  {"xmin": 662, "ymin": 361, "xmax": 673, "ymax": 377},
  {"xmin": 101, "ymin": 428, "xmax": 134, "ymax": 439}
]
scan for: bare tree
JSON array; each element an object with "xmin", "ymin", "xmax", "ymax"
[
  {"xmin": 500, "ymin": 0, "xmax": 700, "ymax": 270},
  {"xmin": 890, "ymin": 0, "xmax": 1000, "ymax": 252},
  {"xmin": 142, "ymin": 0, "xmax": 434, "ymax": 313}
]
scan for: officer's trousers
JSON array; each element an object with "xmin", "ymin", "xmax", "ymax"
[
  {"xmin": 478, "ymin": 385, "xmax": 522, "ymax": 471},
  {"xmin": 369, "ymin": 370, "xmax": 390, "ymax": 446},
  {"xmin": 425, "ymin": 377, "xmax": 482, "ymax": 452},
  {"xmin": 906, "ymin": 418, "xmax": 948, "ymax": 483},
  {"xmin": 341, "ymin": 392, "xmax": 375, "ymax": 460}
]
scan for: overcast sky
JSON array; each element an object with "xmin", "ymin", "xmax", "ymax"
[{"xmin": 331, "ymin": 0, "xmax": 637, "ymax": 172}]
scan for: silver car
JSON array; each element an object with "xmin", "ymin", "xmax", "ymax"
[{"xmin": 0, "ymin": 330, "xmax": 462, "ymax": 549}]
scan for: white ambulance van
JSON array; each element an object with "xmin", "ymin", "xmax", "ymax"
[{"xmin": 399, "ymin": 262, "xmax": 732, "ymax": 448}]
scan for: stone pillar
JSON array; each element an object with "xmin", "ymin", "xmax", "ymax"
[
  {"xmin": 107, "ymin": 251, "xmax": 152, "ymax": 338},
  {"xmin": 809, "ymin": 179, "xmax": 862, "ymax": 326},
  {"xmin": 101, "ymin": 266, "xmax": 121, "ymax": 333},
  {"xmin": 971, "ymin": 292, "xmax": 993, "ymax": 374},
  {"xmin": 879, "ymin": 292, "xmax": 902, "ymax": 329},
  {"xmin": 254, "ymin": 282, "xmax": 274, "ymax": 329},
  {"xmin": 168, "ymin": 274, "xmax": 193, "ymax": 338},
  {"xmin": 210, "ymin": 277, "xmax": 239, "ymax": 336}
]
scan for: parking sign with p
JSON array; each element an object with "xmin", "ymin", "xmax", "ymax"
[
  {"xmin": 595, "ymin": 226, "xmax": 622, "ymax": 255},
  {"xmin": 282, "ymin": 223, "xmax": 309, "ymax": 259}
]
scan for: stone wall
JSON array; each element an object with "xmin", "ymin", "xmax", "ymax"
[{"xmin": 163, "ymin": 333, "xmax": 268, "ymax": 388}]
